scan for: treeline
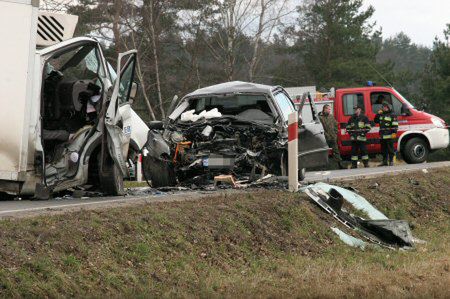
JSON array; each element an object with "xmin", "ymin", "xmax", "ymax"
[{"xmin": 44, "ymin": 0, "xmax": 450, "ymax": 125}]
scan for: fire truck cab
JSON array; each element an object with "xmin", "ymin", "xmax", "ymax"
[
  {"xmin": 333, "ymin": 86, "xmax": 449, "ymax": 163},
  {"xmin": 288, "ymin": 85, "xmax": 449, "ymax": 163}
]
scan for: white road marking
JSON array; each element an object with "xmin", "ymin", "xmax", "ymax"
[{"xmin": 0, "ymin": 197, "xmax": 139, "ymax": 215}]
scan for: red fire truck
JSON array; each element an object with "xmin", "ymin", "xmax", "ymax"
[{"xmin": 288, "ymin": 84, "xmax": 449, "ymax": 163}]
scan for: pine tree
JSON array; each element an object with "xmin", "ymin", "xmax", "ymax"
[
  {"xmin": 292, "ymin": 0, "xmax": 388, "ymax": 88},
  {"xmin": 421, "ymin": 24, "xmax": 450, "ymax": 122}
]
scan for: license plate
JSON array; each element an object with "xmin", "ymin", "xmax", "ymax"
[{"xmin": 203, "ymin": 155, "xmax": 234, "ymax": 168}]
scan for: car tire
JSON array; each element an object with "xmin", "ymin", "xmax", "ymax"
[
  {"xmin": 142, "ymin": 156, "xmax": 177, "ymax": 188},
  {"xmin": 402, "ymin": 137, "xmax": 429, "ymax": 164},
  {"xmin": 298, "ymin": 168, "xmax": 306, "ymax": 181},
  {"xmin": 99, "ymin": 153, "xmax": 124, "ymax": 196},
  {"xmin": 281, "ymin": 152, "xmax": 306, "ymax": 181}
]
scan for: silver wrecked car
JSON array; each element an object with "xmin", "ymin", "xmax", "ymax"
[{"xmin": 143, "ymin": 81, "xmax": 329, "ymax": 187}]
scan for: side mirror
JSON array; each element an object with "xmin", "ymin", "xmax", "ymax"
[
  {"xmin": 298, "ymin": 114, "xmax": 303, "ymax": 127},
  {"xmin": 420, "ymin": 103, "xmax": 428, "ymax": 111},
  {"xmin": 401, "ymin": 103, "xmax": 412, "ymax": 116},
  {"xmin": 129, "ymin": 82, "xmax": 139, "ymax": 103},
  {"xmin": 147, "ymin": 120, "xmax": 164, "ymax": 130}
]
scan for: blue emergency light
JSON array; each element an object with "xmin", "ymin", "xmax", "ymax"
[{"xmin": 367, "ymin": 81, "xmax": 376, "ymax": 86}]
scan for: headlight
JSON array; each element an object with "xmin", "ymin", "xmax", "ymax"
[{"xmin": 431, "ymin": 117, "xmax": 445, "ymax": 128}]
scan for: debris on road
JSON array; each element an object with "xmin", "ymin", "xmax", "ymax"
[
  {"xmin": 214, "ymin": 175, "xmax": 238, "ymax": 188},
  {"xmin": 303, "ymin": 183, "xmax": 415, "ymax": 249},
  {"xmin": 368, "ymin": 182, "xmax": 380, "ymax": 189},
  {"xmin": 311, "ymin": 183, "xmax": 387, "ymax": 219},
  {"xmin": 330, "ymin": 227, "xmax": 366, "ymax": 249}
]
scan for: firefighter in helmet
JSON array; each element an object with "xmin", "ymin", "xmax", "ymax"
[
  {"xmin": 346, "ymin": 105, "xmax": 371, "ymax": 168},
  {"xmin": 375, "ymin": 102, "xmax": 399, "ymax": 166}
]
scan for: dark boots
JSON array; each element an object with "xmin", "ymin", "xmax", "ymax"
[
  {"xmin": 351, "ymin": 160, "xmax": 369, "ymax": 168},
  {"xmin": 378, "ymin": 161, "xmax": 388, "ymax": 167}
]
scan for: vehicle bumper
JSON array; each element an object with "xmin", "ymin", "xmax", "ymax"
[{"xmin": 425, "ymin": 128, "xmax": 449, "ymax": 150}]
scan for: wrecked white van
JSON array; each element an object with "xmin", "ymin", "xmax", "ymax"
[{"xmin": 0, "ymin": 1, "xmax": 137, "ymax": 198}]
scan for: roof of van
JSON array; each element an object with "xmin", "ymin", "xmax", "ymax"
[
  {"xmin": 185, "ymin": 81, "xmax": 279, "ymax": 97},
  {"xmin": 36, "ymin": 37, "xmax": 98, "ymax": 55}
]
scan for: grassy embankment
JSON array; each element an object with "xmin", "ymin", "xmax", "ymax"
[{"xmin": 0, "ymin": 168, "xmax": 449, "ymax": 298}]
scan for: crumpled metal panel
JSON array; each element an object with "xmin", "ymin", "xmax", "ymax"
[{"xmin": 303, "ymin": 183, "xmax": 415, "ymax": 249}]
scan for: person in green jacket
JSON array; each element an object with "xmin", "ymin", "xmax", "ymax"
[{"xmin": 319, "ymin": 104, "xmax": 344, "ymax": 169}]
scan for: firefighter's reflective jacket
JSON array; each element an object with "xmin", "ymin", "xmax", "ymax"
[
  {"xmin": 346, "ymin": 114, "xmax": 371, "ymax": 141},
  {"xmin": 375, "ymin": 111, "xmax": 399, "ymax": 139}
]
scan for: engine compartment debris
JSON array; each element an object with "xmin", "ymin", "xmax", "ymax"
[
  {"xmin": 143, "ymin": 81, "xmax": 329, "ymax": 188},
  {"xmin": 166, "ymin": 117, "xmax": 285, "ymax": 180}
]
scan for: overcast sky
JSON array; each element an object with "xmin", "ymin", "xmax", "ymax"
[{"xmin": 364, "ymin": 0, "xmax": 450, "ymax": 47}]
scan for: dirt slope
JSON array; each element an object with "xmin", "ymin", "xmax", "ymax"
[{"xmin": 0, "ymin": 169, "xmax": 449, "ymax": 298}]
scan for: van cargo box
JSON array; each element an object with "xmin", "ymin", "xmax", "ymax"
[{"xmin": 0, "ymin": 0, "xmax": 38, "ymax": 180}]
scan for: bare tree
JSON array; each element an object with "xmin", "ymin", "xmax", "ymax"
[
  {"xmin": 120, "ymin": 2, "xmax": 158, "ymax": 120},
  {"xmin": 198, "ymin": 0, "xmax": 257, "ymax": 81},
  {"xmin": 197, "ymin": 0, "xmax": 291, "ymax": 82},
  {"xmin": 126, "ymin": 19, "xmax": 158, "ymax": 120},
  {"xmin": 248, "ymin": 0, "xmax": 290, "ymax": 81},
  {"xmin": 146, "ymin": 0, "xmax": 165, "ymax": 118},
  {"xmin": 223, "ymin": 0, "xmax": 237, "ymax": 81},
  {"xmin": 40, "ymin": 0, "xmax": 72, "ymax": 12},
  {"xmin": 112, "ymin": 0, "xmax": 123, "ymax": 55}
]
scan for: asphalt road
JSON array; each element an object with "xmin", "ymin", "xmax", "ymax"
[
  {"xmin": 0, "ymin": 161, "xmax": 448, "ymax": 218},
  {"xmin": 304, "ymin": 161, "xmax": 450, "ymax": 183}
]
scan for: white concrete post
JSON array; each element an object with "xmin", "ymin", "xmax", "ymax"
[
  {"xmin": 136, "ymin": 153, "xmax": 143, "ymax": 182},
  {"xmin": 288, "ymin": 111, "xmax": 299, "ymax": 192}
]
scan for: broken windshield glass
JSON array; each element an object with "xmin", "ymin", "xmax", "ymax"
[
  {"xmin": 172, "ymin": 94, "xmax": 277, "ymax": 124},
  {"xmin": 273, "ymin": 92, "xmax": 295, "ymax": 122}
]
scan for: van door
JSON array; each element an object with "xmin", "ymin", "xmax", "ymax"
[
  {"xmin": 297, "ymin": 94, "xmax": 329, "ymax": 168},
  {"xmin": 104, "ymin": 50, "xmax": 137, "ymax": 175},
  {"xmin": 275, "ymin": 91, "xmax": 329, "ymax": 169}
]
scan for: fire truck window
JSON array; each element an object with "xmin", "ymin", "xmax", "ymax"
[
  {"xmin": 370, "ymin": 92, "xmax": 402, "ymax": 115},
  {"xmin": 343, "ymin": 93, "xmax": 364, "ymax": 115},
  {"xmin": 391, "ymin": 96, "xmax": 403, "ymax": 115}
]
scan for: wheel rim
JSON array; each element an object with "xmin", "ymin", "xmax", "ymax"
[{"xmin": 412, "ymin": 144, "xmax": 426, "ymax": 159}]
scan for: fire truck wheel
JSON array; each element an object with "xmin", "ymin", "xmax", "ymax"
[{"xmin": 403, "ymin": 137, "xmax": 429, "ymax": 164}]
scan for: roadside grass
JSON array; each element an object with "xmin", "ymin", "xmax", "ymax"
[{"xmin": 0, "ymin": 169, "xmax": 449, "ymax": 298}]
